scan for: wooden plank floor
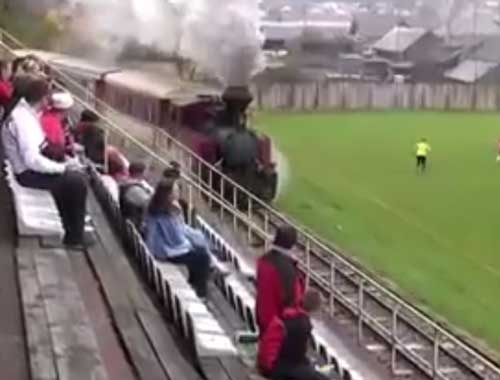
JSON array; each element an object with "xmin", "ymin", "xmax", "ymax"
[
  {"xmin": 34, "ymin": 247, "xmax": 109, "ymax": 380},
  {"xmin": 0, "ymin": 158, "xmax": 31, "ymax": 380}
]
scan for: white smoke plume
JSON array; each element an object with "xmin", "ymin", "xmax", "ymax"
[
  {"xmin": 177, "ymin": 0, "xmax": 265, "ymax": 86},
  {"xmin": 25, "ymin": 0, "xmax": 265, "ymax": 85}
]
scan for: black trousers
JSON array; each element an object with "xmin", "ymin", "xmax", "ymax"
[
  {"xmin": 416, "ymin": 155, "xmax": 427, "ymax": 170},
  {"xmin": 168, "ymin": 247, "xmax": 211, "ymax": 298},
  {"xmin": 271, "ymin": 364, "xmax": 331, "ymax": 380},
  {"xmin": 16, "ymin": 170, "xmax": 88, "ymax": 244}
]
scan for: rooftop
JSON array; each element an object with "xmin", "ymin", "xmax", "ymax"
[
  {"xmin": 373, "ymin": 26, "xmax": 428, "ymax": 53},
  {"xmin": 445, "ymin": 59, "xmax": 498, "ymax": 83}
]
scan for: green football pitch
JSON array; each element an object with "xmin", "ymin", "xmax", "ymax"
[{"xmin": 256, "ymin": 111, "xmax": 500, "ymax": 353}]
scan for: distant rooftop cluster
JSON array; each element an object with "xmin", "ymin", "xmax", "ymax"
[{"xmin": 258, "ymin": 0, "xmax": 500, "ymax": 84}]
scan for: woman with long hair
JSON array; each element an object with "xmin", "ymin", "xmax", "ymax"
[{"xmin": 145, "ymin": 180, "xmax": 211, "ymax": 298}]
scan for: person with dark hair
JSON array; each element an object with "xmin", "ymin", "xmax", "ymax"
[
  {"xmin": 258, "ymin": 289, "xmax": 328, "ymax": 380},
  {"xmin": 0, "ymin": 60, "xmax": 13, "ymax": 108},
  {"xmin": 120, "ymin": 161, "xmax": 154, "ymax": 231},
  {"xmin": 11, "ymin": 58, "xmax": 24, "ymax": 79},
  {"xmin": 2, "ymin": 78, "xmax": 90, "ymax": 248},
  {"xmin": 145, "ymin": 180, "xmax": 210, "ymax": 298},
  {"xmin": 256, "ymin": 225, "xmax": 305, "ymax": 334},
  {"xmin": 75, "ymin": 109, "xmax": 100, "ymax": 143},
  {"xmin": 81, "ymin": 123, "xmax": 105, "ymax": 165},
  {"xmin": 162, "ymin": 164, "xmax": 188, "ymax": 220}
]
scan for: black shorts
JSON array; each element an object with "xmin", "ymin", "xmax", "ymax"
[{"xmin": 416, "ymin": 156, "xmax": 427, "ymax": 166}]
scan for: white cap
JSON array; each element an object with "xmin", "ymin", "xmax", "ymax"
[{"xmin": 51, "ymin": 92, "xmax": 74, "ymax": 110}]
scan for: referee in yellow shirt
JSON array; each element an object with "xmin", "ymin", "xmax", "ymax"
[{"xmin": 415, "ymin": 138, "xmax": 431, "ymax": 173}]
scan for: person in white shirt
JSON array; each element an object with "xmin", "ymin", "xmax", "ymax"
[{"xmin": 2, "ymin": 78, "xmax": 90, "ymax": 248}]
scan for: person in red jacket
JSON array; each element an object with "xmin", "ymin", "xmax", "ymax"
[
  {"xmin": 258, "ymin": 289, "xmax": 328, "ymax": 380},
  {"xmin": 256, "ymin": 225, "xmax": 305, "ymax": 335},
  {"xmin": 40, "ymin": 92, "xmax": 75, "ymax": 162},
  {"xmin": 0, "ymin": 60, "xmax": 13, "ymax": 108}
]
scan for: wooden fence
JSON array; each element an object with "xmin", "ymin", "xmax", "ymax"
[{"xmin": 250, "ymin": 81, "xmax": 500, "ymax": 111}]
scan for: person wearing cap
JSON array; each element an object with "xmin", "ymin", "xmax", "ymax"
[
  {"xmin": 40, "ymin": 91, "xmax": 75, "ymax": 162},
  {"xmin": 256, "ymin": 225, "xmax": 305, "ymax": 335}
]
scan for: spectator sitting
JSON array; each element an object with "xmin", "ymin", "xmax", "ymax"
[
  {"xmin": 75, "ymin": 109, "xmax": 100, "ymax": 144},
  {"xmin": 2, "ymin": 78, "xmax": 90, "ymax": 248},
  {"xmin": 258, "ymin": 289, "xmax": 328, "ymax": 380},
  {"xmin": 0, "ymin": 60, "xmax": 13, "ymax": 109},
  {"xmin": 145, "ymin": 180, "xmax": 210, "ymax": 298},
  {"xmin": 256, "ymin": 226, "xmax": 305, "ymax": 334},
  {"xmin": 40, "ymin": 91, "xmax": 75, "ymax": 162},
  {"xmin": 120, "ymin": 161, "xmax": 154, "ymax": 231},
  {"xmin": 107, "ymin": 145, "xmax": 129, "ymax": 181},
  {"xmin": 81, "ymin": 123, "xmax": 105, "ymax": 166},
  {"xmin": 99, "ymin": 147, "xmax": 129, "ymax": 203},
  {"xmin": 163, "ymin": 163, "xmax": 189, "ymax": 221}
]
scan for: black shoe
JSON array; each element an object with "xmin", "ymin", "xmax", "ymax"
[{"xmin": 63, "ymin": 233, "xmax": 96, "ymax": 250}]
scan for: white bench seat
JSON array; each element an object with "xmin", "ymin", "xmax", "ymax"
[
  {"xmin": 5, "ymin": 161, "xmax": 93, "ymax": 238},
  {"xmin": 129, "ymin": 228, "xmax": 238, "ymax": 360}
]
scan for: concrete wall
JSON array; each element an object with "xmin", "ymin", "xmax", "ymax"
[{"xmin": 250, "ymin": 81, "xmax": 500, "ymax": 111}]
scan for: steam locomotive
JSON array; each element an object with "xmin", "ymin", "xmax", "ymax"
[
  {"xmin": 14, "ymin": 50, "xmax": 278, "ymax": 204},
  {"xmin": 169, "ymin": 86, "xmax": 278, "ymax": 204}
]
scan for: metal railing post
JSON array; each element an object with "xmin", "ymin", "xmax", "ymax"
[
  {"xmin": 391, "ymin": 306, "xmax": 399, "ymax": 374},
  {"xmin": 232, "ymin": 187, "xmax": 237, "ymax": 231},
  {"xmin": 188, "ymin": 155, "xmax": 193, "ymax": 179},
  {"xmin": 329, "ymin": 260, "xmax": 335, "ymax": 317},
  {"xmin": 433, "ymin": 329, "xmax": 440, "ymax": 378},
  {"xmin": 208, "ymin": 169, "xmax": 213, "ymax": 208},
  {"xmin": 187, "ymin": 183, "xmax": 193, "ymax": 226},
  {"xmin": 247, "ymin": 197, "xmax": 253, "ymax": 243},
  {"xmin": 197, "ymin": 160, "xmax": 202, "ymax": 196},
  {"xmin": 264, "ymin": 211, "xmax": 270, "ymax": 251},
  {"xmin": 358, "ymin": 280, "xmax": 365, "ymax": 344},
  {"xmin": 220, "ymin": 177, "xmax": 225, "ymax": 220},
  {"xmin": 305, "ymin": 239, "xmax": 311, "ymax": 288}
]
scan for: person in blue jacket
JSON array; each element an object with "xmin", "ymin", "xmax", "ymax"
[{"xmin": 145, "ymin": 180, "xmax": 211, "ymax": 298}]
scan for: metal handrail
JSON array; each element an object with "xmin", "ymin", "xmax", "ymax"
[{"xmin": 0, "ymin": 28, "xmax": 498, "ymax": 377}]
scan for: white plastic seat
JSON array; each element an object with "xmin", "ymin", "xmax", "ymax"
[{"xmin": 5, "ymin": 161, "xmax": 94, "ymax": 237}]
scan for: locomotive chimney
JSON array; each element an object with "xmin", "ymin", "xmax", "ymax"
[{"xmin": 221, "ymin": 86, "xmax": 253, "ymax": 127}]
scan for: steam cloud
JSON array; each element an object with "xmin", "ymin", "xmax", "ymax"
[
  {"xmin": 178, "ymin": 0, "xmax": 265, "ymax": 86},
  {"xmin": 30, "ymin": 0, "xmax": 265, "ymax": 86}
]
